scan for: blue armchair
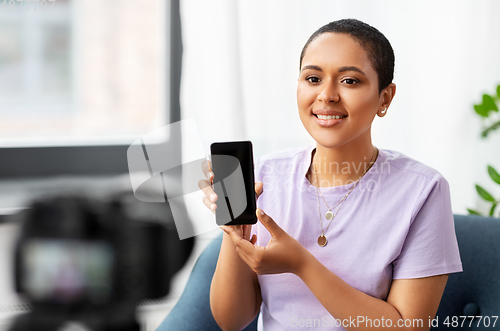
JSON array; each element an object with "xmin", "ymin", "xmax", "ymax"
[{"xmin": 157, "ymin": 214, "xmax": 500, "ymax": 330}]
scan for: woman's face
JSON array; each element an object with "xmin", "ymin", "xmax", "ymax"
[{"xmin": 297, "ymin": 32, "xmax": 388, "ymax": 150}]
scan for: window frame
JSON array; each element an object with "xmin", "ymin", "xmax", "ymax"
[{"xmin": 0, "ymin": 0, "xmax": 182, "ymax": 179}]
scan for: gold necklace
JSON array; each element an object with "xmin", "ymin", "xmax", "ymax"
[{"xmin": 313, "ymin": 147, "xmax": 378, "ymax": 247}]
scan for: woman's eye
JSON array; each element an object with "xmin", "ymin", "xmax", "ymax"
[
  {"xmin": 306, "ymin": 77, "xmax": 321, "ymax": 83},
  {"xmin": 342, "ymin": 78, "xmax": 358, "ymax": 85}
]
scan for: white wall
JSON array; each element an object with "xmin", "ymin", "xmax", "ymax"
[{"xmin": 180, "ymin": 0, "xmax": 500, "ymax": 215}]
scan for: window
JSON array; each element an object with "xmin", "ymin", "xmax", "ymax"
[
  {"xmin": 0, "ymin": 0, "xmax": 181, "ymax": 177},
  {"xmin": 0, "ymin": 0, "xmax": 72, "ymax": 132}
]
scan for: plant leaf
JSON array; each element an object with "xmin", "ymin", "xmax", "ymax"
[
  {"xmin": 476, "ymin": 184, "xmax": 496, "ymax": 202},
  {"xmin": 483, "ymin": 94, "xmax": 498, "ymax": 112},
  {"xmin": 497, "ymin": 84, "xmax": 500, "ymax": 99},
  {"xmin": 474, "ymin": 104, "xmax": 489, "ymax": 117},
  {"xmin": 490, "ymin": 203, "xmax": 498, "ymax": 217},
  {"xmin": 467, "ymin": 208, "xmax": 482, "ymax": 216},
  {"xmin": 488, "ymin": 165, "xmax": 500, "ymax": 185}
]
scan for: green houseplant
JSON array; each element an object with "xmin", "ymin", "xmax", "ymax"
[
  {"xmin": 468, "ymin": 165, "xmax": 500, "ymax": 217},
  {"xmin": 474, "ymin": 85, "xmax": 500, "ymax": 137},
  {"xmin": 468, "ymin": 85, "xmax": 500, "ymax": 217}
]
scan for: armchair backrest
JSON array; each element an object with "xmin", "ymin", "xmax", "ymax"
[{"xmin": 434, "ymin": 214, "xmax": 500, "ymax": 330}]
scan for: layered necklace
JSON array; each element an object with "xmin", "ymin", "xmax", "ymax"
[{"xmin": 313, "ymin": 147, "xmax": 378, "ymax": 247}]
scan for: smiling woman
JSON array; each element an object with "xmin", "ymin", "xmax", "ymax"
[{"xmin": 201, "ymin": 19, "xmax": 463, "ymax": 331}]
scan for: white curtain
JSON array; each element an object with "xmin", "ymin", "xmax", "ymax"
[{"xmin": 179, "ymin": 0, "xmax": 500, "ymax": 215}]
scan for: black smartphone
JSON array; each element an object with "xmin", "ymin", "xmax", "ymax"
[{"xmin": 210, "ymin": 141, "xmax": 257, "ymax": 226}]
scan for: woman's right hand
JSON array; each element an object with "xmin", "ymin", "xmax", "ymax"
[{"xmin": 198, "ymin": 160, "xmax": 263, "ymax": 241}]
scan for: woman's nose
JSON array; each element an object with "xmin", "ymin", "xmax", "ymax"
[{"xmin": 318, "ymin": 81, "xmax": 340, "ymax": 103}]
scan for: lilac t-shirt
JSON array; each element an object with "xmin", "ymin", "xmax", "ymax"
[{"xmin": 251, "ymin": 146, "xmax": 462, "ymax": 331}]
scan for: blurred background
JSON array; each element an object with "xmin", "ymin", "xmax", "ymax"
[
  {"xmin": 1, "ymin": 0, "xmax": 500, "ymax": 330},
  {"xmin": 0, "ymin": 0, "xmax": 167, "ymax": 146}
]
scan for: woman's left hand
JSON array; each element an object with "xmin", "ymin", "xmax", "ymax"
[{"xmin": 221, "ymin": 208, "xmax": 310, "ymax": 275}]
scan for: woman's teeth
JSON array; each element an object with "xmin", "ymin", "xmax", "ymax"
[{"xmin": 316, "ymin": 114, "xmax": 347, "ymax": 120}]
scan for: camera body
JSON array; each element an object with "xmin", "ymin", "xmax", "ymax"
[{"xmin": 10, "ymin": 193, "xmax": 193, "ymax": 331}]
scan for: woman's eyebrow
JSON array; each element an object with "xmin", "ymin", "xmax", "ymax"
[
  {"xmin": 301, "ymin": 65, "xmax": 322, "ymax": 72},
  {"xmin": 301, "ymin": 65, "xmax": 366, "ymax": 76},
  {"xmin": 338, "ymin": 66, "xmax": 366, "ymax": 76}
]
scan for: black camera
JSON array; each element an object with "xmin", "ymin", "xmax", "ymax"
[{"xmin": 9, "ymin": 192, "xmax": 194, "ymax": 331}]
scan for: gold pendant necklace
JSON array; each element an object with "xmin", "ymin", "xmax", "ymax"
[
  {"xmin": 325, "ymin": 210, "xmax": 334, "ymax": 220},
  {"xmin": 318, "ymin": 234, "xmax": 328, "ymax": 247},
  {"xmin": 314, "ymin": 147, "xmax": 378, "ymax": 247}
]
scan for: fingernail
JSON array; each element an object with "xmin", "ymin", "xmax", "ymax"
[
  {"xmin": 258, "ymin": 208, "xmax": 265, "ymax": 216},
  {"xmin": 220, "ymin": 226, "xmax": 229, "ymax": 233},
  {"xmin": 211, "ymin": 204, "xmax": 216, "ymax": 211},
  {"xmin": 207, "ymin": 172, "xmax": 214, "ymax": 179},
  {"xmin": 210, "ymin": 193, "xmax": 217, "ymax": 202}
]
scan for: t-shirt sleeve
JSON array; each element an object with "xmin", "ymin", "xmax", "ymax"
[{"xmin": 392, "ymin": 175, "xmax": 463, "ymax": 279}]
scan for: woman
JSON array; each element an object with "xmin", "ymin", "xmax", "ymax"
[{"xmin": 201, "ymin": 19, "xmax": 462, "ymax": 331}]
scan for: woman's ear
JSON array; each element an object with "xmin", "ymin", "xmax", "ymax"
[{"xmin": 377, "ymin": 83, "xmax": 396, "ymax": 117}]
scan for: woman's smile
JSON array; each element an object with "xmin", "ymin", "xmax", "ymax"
[{"xmin": 313, "ymin": 113, "xmax": 347, "ymax": 127}]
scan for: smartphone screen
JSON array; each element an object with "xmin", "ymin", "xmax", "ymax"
[{"xmin": 210, "ymin": 141, "xmax": 257, "ymax": 226}]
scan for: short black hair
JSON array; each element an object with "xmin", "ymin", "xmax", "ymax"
[{"xmin": 299, "ymin": 19, "xmax": 395, "ymax": 94}]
